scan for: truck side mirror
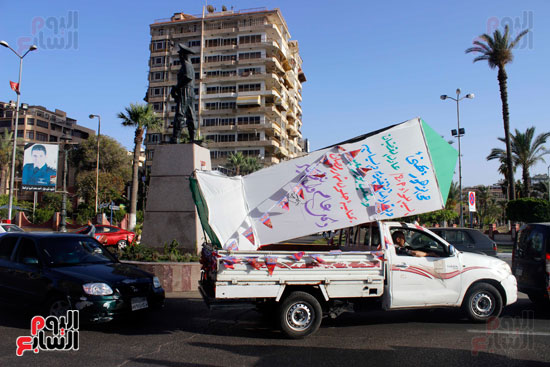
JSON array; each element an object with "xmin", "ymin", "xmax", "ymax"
[{"xmin": 448, "ymin": 245, "xmax": 456, "ymax": 256}]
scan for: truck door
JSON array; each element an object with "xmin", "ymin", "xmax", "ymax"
[{"xmin": 387, "ymin": 227, "xmax": 462, "ymax": 307}]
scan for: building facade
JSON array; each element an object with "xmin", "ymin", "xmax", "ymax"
[{"xmin": 146, "ymin": 7, "xmax": 306, "ymax": 170}]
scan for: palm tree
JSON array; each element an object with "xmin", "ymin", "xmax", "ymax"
[
  {"xmin": 226, "ymin": 152, "xmax": 246, "ymax": 176},
  {"xmin": 118, "ymin": 103, "xmax": 162, "ymax": 230},
  {"xmin": 243, "ymin": 156, "xmax": 262, "ymax": 175},
  {"xmin": 487, "ymin": 127, "xmax": 549, "ymax": 197},
  {"xmin": 466, "ymin": 25, "xmax": 529, "ymax": 201}
]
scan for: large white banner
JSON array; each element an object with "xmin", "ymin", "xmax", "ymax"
[
  {"xmin": 22, "ymin": 143, "xmax": 59, "ymax": 192},
  {"xmin": 196, "ymin": 118, "xmax": 457, "ymax": 250}
]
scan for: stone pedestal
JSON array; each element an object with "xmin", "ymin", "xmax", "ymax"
[{"xmin": 141, "ymin": 144, "xmax": 211, "ymax": 254}]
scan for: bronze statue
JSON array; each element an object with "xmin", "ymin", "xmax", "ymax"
[{"xmin": 170, "ymin": 43, "xmax": 198, "ymax": 143}]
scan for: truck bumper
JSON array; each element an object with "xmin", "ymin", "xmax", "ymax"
[{"xmin": 501, "ymin": 273, "xmax": 518, "ymax": 306}]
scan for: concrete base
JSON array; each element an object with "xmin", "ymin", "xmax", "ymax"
[{"xmin": 141, "ymin": 144, "xmax": 211, "ymax": 254}]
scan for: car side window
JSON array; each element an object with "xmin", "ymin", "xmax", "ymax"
[
  {"xmin": 528, "ymin": 231, "xmax": 544, "ymax": 258},
  {"xmin": 95, "ymin": 226, "xmax": 105, "ymax": 233},
  {"xmin": 0, "ymin": 236, "xmax": 19, "ymax": 260},
  {"xmin": 14, "ymin": 238, "xmax": 40, "ymax": 265},
  {"xmin": 391, "ymin": 228, "xmax": 448, "ymax": 257}
]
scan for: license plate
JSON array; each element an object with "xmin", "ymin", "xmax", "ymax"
[{"xmin": 131, "ymin": 297, "xmax": 148, "ymax": 311}]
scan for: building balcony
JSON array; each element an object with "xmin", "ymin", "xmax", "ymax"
[
  {"xmin": 203, "ymin": 27, "xmax": 237, "ymax": 36},
  {"xmin": 202, "ymin": 92, "xmax": 238, "ymax": 99},
  {"xmin": 206, "ymin": 139, "xmax": 279, "ymax": 149},
  {"xmin": 201, "ymin": 108, "xmax": 238, "ymax": 115},
  {"xmin": 205, "ymin": 44, "xmax": 237, "ymax": 51}
]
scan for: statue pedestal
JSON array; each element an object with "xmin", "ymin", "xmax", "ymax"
[{"xmin": 141, "ymin": 144, "xmax": 211, "ymax": 254}]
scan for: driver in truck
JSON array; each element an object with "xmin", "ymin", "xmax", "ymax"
[{"xmin": 392, "ymin": 231, "xmax": 437, "ymax": 257}]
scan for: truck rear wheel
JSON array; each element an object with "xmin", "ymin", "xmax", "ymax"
[
  {"xmin": 463, "ymin": 283, "xmax": 503, "ymax": 322},
  {"xmin": 279, "ymin": 291, "xmax": 322, "ymax": 339}
]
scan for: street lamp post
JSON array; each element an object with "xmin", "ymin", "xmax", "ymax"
[
  {"xmin": 59, "ymin": 134, "xmax": 73, "ymax": 232},
  {"xmin": 89, "ymin": 114, "xmax": 101, "ymax": 214},
  {"xmin": 547, "ymin": 164, "xmax": 550, "ymax": 202},
  {"xmin": 0, "ymin": 40, "xmax": 37, "ymax": 222},
  {"xmin": 440, "ymin": 88, "xmax": 474, "ymax": 227}
]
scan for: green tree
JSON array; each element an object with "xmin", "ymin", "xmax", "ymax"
[
  {"xmin": 0, "ymin": 131, "xmax": 23, "ymax": 195},
  {"xmin": 118, "ymin": 103, "xmax": 162, "ymax": 231},
  {"xmin": 70, "ymin": 135, "xmax": 131, "ymax": 213},
  {"xmin": 226, "ymin": 152, "xmax": 246, "ymax": 176},
  {"xmin": 487, "ymin": 127, "xmax": 549, "ymax": 197},
  {"xmin": 475, "ymin": 186, "xmax": 502, "ymax": 229},
  {"xmin": 243, "ymin": 156, "xmax": 262, "ymax": 175},
  {"xmin": 466, "ymin": 25, "xmax": 529, "ymax": 201}
]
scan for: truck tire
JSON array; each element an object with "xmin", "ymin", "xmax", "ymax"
[
  {"xmin": 279, "ymin": 291, "xmax": 322, "ymax": 339},
  {"xmin": 463, "ymin": 283, "xmax": 503, "ymax": 322}
]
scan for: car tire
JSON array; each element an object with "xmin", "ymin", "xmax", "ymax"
[
  {"xmin": 279, "ymin": 291, "xmax": 322, "ymax": 339},
  {"xmin": 45, "ymin": 296, "xmax": 71, "ymax": 317},
  {"xmin": 463, "ymin": 283, "xmax": 503, "ymax": 322},
  {"xmin": 117, "ymin": 240, "xmax": 128, "ymax": 250}
]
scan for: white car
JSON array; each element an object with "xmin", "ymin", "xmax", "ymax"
[{"xmin": 0, "ymin": 224, "xmax": 24, "ymax": 233}]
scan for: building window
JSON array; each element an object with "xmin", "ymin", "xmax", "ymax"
[
  {"xmin": 238, "ymin": 52, "xmax": 261, "ymax": 60},
  {"xmin": 148, "ymin": 133, "xmax": 161, "ymax": 143},
  {"xmin": 27, "ymin": 118, "xmax": 35, "ymax": 125},
  {"xmin": 239, "ymin": 35, "xmax": 261, "ymax": 44},
  {"xmin": 152, "ymin": 72, "xmax": 165, "ymax": 81},
  {"xmin": 238, "ymin": 83, "xmax": 261, "ymax": 92},
  {"xmin": 152, "ymin": 103, "xmax": 162, "ymax": 112},
  {"xmin": 17, "ymin": 130, "xmax": 24, "ymax": 138},
  {"xmin": 147, "ymin": 150, "xmax": 154, "ymax": 160},
  {"xmin": 240, "ymin": 149, "xmax": 261, "ymax": 157},
  {"xmin": 237, "ymin": 116, "xmax": 261, "ymax": 125},
  {"xmin": 239, "ymin": 67, "xmax": 261, "ymax": 76},
  {"xmin": 237, "ymin": 133, "xmax": 260, "ymax": 141},
  {"xmin": 152, "ymin": 56, "xmax": 164, "ymax": 65},
  {"xmin": 223, "ymin": 38, "xmax": 237, "ymax": 46},
  {"xmin": 154, "ymin": 41, "xmax": 166, "ymax": 51},
  {"xmin": 220, "ymin": 54, "xmax": 237, "ymax": 62},
  {"xmin": 26, "ymin": 131, "xmax": 34, "ymax": 139},
  {"xmin": 220, "ymin": 117, "xmax": 235, "ymax": 125},
  {"xmin": 36, "ymin": 132, "xmax": 48, "ymax": 141},
  {"xmin": 203, "ymin": 118, "xmax": 218, "ymax": 127},
  {"xmin": 152, "ymin": 87, "xmax": 162, "ymax": 96},
  {"xmin": 191, "ymin": 57, "xmax": 200, "ymax": 64},
  {"xmin": 36, "ymin": 119, "xmax": 49, "ymax": 128},
  {"xmin": 188, "ymin": 40, "xmax": 201, "ymax": 47}
]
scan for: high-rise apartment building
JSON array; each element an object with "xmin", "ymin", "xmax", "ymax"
[{"xmin": 145, "ymin": 7, "xmax": 306, "ymax": 170}]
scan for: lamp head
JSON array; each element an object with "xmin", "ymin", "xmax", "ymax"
[
  {"xmin": 466, "ymin": 93, "xmax": 475, "ymax": 99},
  {"xmin": 89, "ymin": 114, "xmax": 96, "ymax": 119},
  {"xmin": 440, "ymin": 95, "xmax": 447, "ymax": 100},
  {"xmin": 456, "ymin": 88, "xmax": 461, "ymax": 95},
  {"xmin": 0, "ymin": 40, "xmax": 8, "ymax": 48},
  {"xmin": 29, "ymin": 45, "xmax": 37, "ymax": 51}
]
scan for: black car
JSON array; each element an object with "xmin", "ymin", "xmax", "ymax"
[
  {"xmin": 512, "ymin": 223, "xmax": 550, "ymax": 304},
  {"xmin": 428, "ymin": 227, "xmax": 498, "ymax": 257},
  {"xmin": 0, "ymin": 232, "xmax": 164, "ymax": 322}
]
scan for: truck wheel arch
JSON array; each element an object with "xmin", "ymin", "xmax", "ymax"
[{"xmin": 461, "ymin": 279, "xmax": 507, "ymax": 309}]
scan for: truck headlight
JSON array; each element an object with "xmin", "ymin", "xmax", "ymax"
[
  {"xmin": 83, "ymin": 283, "xmax": 113, "ymax": 296},
  {"xmin": 153, "ymin": 276, "xmax": 162, "ymax": 288},
  {"xmin": 497, "ymin": 261, "xmax": 512, "ymax": 275}
]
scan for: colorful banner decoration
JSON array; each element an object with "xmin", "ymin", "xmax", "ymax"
[
  {"xmin": 293, "ymin": 185, "xmax": 305, "ymax": 200},
  {"xmin": 310, "ymin": 254, "xmax": 325, "ymax": 264},
  {"xmin": 242, "ymin": 227, "xmax": 255, "ymax": 245},
  {"xmin": 289, "ymin": 251, "xmax": 305, "ymax": 261},
  {"xmin": 265, "ymin": 256, "xmax": 278, "ymax": 275},
  {"xmin": 226, "ymin": 239, "xmax": 239, "ymax": 251},
  {"xmin": 277, "ymin": 197, "xmax": 290, "ymax": 211},
  {"xmin": 376, "ymin": 202, "xmax": 391, "ymax": 213},
  {"xmin": 221, "ymin": 256, "xmax": 239, "ymax": 269},
  {"xmin": 260, "ymin": 213, "xmax": 273, "ymax": 229},
  {"xmin": 245, "ymin": 257, "xmax": 261, "ymax": 270}
]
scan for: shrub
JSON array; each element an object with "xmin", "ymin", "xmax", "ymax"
[
  {"xmin": 507, "ymin": 198, "xmax": 550, "ymax": 223},
  {"xmin": 116, "ymin": 240, "xmax": 199, "ymax": 262}
]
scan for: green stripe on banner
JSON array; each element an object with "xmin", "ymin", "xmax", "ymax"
[{"xmin": 421, "ymin": 119, "xmax": 458, "ymax": 204}]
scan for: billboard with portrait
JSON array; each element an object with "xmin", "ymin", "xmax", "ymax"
[{"xmin": 21, "ymin": 143, "xmax": 59, "ymax": 192}]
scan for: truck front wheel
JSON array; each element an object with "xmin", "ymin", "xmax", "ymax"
[
  {"xmin": 463, "ymin": 283, "xmax": 503, "ymax": 322},
  {"xmin": 279, "ymin": 291, "xmax": 322, "ymax": 339}
]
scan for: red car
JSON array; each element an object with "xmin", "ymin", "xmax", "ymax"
[{"xmin": 76, "ymin": 225, "xmax": 135, "ymax": 249}]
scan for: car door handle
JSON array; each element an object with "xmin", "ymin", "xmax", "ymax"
[{"xmin": 394, "ymin": 264, "xmax": 407, "ymax": 269}]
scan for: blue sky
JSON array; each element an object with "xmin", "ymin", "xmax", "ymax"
[{"xmin": 1, "ymin": 0, "xmax": 548, "ymax": 187}]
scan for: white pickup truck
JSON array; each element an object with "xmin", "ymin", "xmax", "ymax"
[{"xmin": 199, "ymin": 221, "xmax": 517, "ymax": 338}]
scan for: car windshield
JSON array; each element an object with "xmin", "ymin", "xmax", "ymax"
[
  {"xmin": 1, "ymin": 225, "xmax": 23, "ymax": 232},
  {"xmin": 39, "ymin": 236, "xmax": 116, "ymax": 266}
]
